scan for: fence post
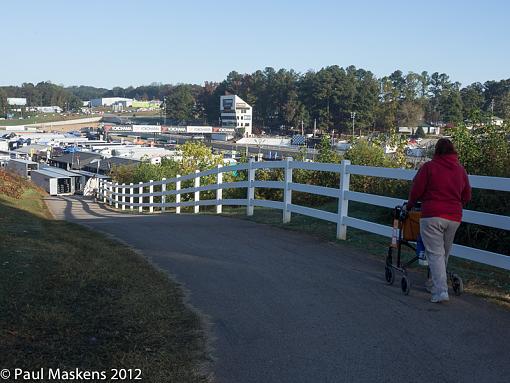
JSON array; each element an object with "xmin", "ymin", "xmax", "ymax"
[
  {"xmin": 103, "ymin": 180, "xmax": 107, "ymax": 203},
  {"xmin": 283, "ymin": 157, "xmax": 293, "ymax": 223},
  {"xmin": 161, "ymin": 178, "xmax": 166, "ymax": 212},
  {"xmin": 138, "ymin": 182, "xmax": 143, "ymax": 213},
  {"xmin": 176, "ymin": 175, "xmax": 181, "ymax": 214},
  {"xmin": 109, "ymin": 182, "xmax": 113, "ymax": 205},
  {"xmin": 129, "ymin": 183, "xmax": 134, "ymax": 211},
  {"xmin": 121, "ymin": 184, "xmax": 126, "ymax": 211},
  {"xmin": 216, "ymin": 165, "xmax": 223, "ymax": 214},
  {"xmin": 247, "ymin": 158, "xmax": 255, "ymax": 216},
  {"xmin": 97, "ymin": 179, "xmax": 101, "ymax": 201},
  {"xmin": 336, "ymin": 159, "xmax": 351, "ymax": 240},
  {"xmin": 194, "ymin": 170, "xmax": 200, "ymax": 214},
  {"xmin": 149, "ymin": 180, "xmax": 154, "ymax": 213},
  {"xmin": 114, "ymin": 183, "xmax": 119, "ymax": 209}
]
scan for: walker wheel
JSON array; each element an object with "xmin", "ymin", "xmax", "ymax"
[
  {"xmin": 451, "ymin": 273, "xmax": 464, "ymax": 296},
  {"xmin": 385, "ymin": 266, "xmax": 395, "ymax": 285},
  {"xmin": 401, "ymin": 275, "xmax": 411, "ymax": 295}
]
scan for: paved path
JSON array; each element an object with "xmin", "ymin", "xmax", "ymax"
[{"xmin": 46, "ymin": 196, "xmax": 510, "ymax": 383}]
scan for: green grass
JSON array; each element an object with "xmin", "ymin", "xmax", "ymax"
[
  {"xmin": 0, "ymin": 180, "xmax": 210, "ymax": 381},
  {"xmin": 219, "ymin": 200, "xmax": 510, "ymax": 307},
  {"xmin": 0, "ymin": 114, "xmax": 100, "ymax": 126}
]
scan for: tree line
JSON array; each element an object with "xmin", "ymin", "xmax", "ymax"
[
  {"xmin": 0, "ymin": 82, "xmax": 83, "ymax": 114},
  {"xmin": 169, "ymin": 67, "xmax": 510, "ymax": 134},
  {"xmin": 1, "ymin": 68, "xmax": 509, "ymax": 135}
]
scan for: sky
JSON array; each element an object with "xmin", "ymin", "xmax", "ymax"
[{"xmin": 1, "ymin": 0, "xmax": 509, "ymax": 88}]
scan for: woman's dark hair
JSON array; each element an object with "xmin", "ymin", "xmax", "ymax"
[{"xmin": 434, "ymin": 138, "xmax": 457, "ymax": 155}]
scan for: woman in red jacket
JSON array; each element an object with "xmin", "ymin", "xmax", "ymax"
[{"xmin": 407, "ymin": 138, "xmax": 471, "ymax": 303}]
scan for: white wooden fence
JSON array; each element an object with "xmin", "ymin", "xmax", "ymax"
[{"xmin": 97, "ymin": 158, "xmax": 510, "ymax": 271}]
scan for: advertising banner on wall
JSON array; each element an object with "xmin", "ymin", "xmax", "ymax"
[
  {"xmin": 218, "ymin": 127, "xmax": 236, "ymax": 133},
  {"xmin": 108, "ymin": 125, "xmax": 133, "ymax": 132},
  {"xmin": 132, "ymin": 125, "xmax": 161, "ymax": 133},
  {"xmin": 165, "ymin": 126, "xmax": 187, "ymax": 133},
  {"xmin": 186, "ymin": 126, "xmax": 213, "ymax": 133},
  {"xmin": 213, "ymin": 127, "xmax": 235, "ymax": 133}
]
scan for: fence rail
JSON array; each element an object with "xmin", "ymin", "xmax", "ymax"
[{"xmin": 97, "ymin": 158, "xmax": 510, "ymax": 271}]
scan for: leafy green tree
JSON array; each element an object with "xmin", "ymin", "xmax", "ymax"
[
  {"xmin": 450, "ymin": 124, "xmax": 510, "ymax": 177},
  {"xmin": 427, "ymin": 72, "xmax": 451, "ymax": 122},
  {"xmin": 389, "ymin": 70, "xmax": 406, "ymax": 99},
  {"xmin": 500, "ymin": 92, "xmax": 510, "ymax": 120},
  {"xmin": 376, "ymin": 77, "xmax": 399, "ymax": 132},
  {"xmin": 483, "ymin": 79, "xmax": 510, "ymax": 118},
  {"xmin": 415, "ymin": 126, "xmax": 425, "ymax": 138},
  {"xmin": 448, "ymin": 124, "xmax": 510, "ymax": 254},
  {"xmin": 68, "ymin": 96, "xmax": 83, "ymax": 112},
  {"xmin": 461, "ymin": 82, "xmax": 485, "ymax": 122},
  {"xmin": 440, "ymin": 86, "xmax": 463, "ymax": 124},
  {"xmin": 179, "ymin": 141, "xmax": 223, "ymax": 175},
  {"xmin": 165, "ymin": 85, "xmax": 195, "ymax": 122},
  {"xmin": 397, "ymin": 100, "xmax": 424, "ymax": 127},
  {"xmin": 353, "ymin": 67, "xmax": 379, "ymax": 131},
  {"xmin": 0, "ymin": 88, "xmax": 7, "ymax": 116},
  {"xmin": 403, "ymin": 72, "xmax": 421, "ymax": 101},
  {"xmin": 418, "ymin": 71, "xmax": 430, "ymax": 98},
  {"xmin": 316, "ymin": 135, "xmax": 341, "ymax": 164},
  {"xmin": 67, "ymin": 85, "xmax": 108, "ymax": 100}
]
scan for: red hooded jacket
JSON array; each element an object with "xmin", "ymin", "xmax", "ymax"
[{"xmin": 407, "ymin": 154, "xmax": 471, "ymax": 222}]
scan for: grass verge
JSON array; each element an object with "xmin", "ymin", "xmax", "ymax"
[
  {"xmin": 219, "ymin": 201, "xmax": 510, "ymax": 308},
  {"xmin": 0, "ymin": 114, "xmax": 100, "ymax": 126},
  {"xmin": 0, "ymin": 172, "xmax": 210, "ymax": 382}
]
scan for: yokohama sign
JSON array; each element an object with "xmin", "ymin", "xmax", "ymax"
[{"xmin": 132, "ymin": 125, "xmax": 162, "ymax": 133}]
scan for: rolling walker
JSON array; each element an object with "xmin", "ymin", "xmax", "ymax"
[{"xmin": 384, "ymin": 203, "xmax": 464, "ymax": 296}]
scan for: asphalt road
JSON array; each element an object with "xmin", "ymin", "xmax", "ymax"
[{"xmin": 46, "ymin": 196, "xmax": 510, "ymax": 383}]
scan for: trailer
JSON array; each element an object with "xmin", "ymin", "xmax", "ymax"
[
  {"xmin": 31, "ymin": 167, "xmax": 79, "ymax": 195},
  {"xmin": 6, "ymin": 158, "xmax": 39, "ymax": 178}
]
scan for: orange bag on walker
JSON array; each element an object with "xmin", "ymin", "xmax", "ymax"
[{"xmin": 401, "ymin": 210, "xmax": 421, "ymax": 241}]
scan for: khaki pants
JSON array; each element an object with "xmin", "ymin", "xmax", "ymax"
[{"xmin": 420, "ymin": 217, "xmax": 460, "ymax": 296}]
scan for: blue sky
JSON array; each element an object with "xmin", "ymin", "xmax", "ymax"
[{"xmin": 1, "ymin": 0, "xmax": 508, "ymax": 88}]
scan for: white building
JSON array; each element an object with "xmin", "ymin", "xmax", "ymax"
[
  {"xmin": 220, "ymin": 95, "xmax": 253, "ymax": 136},
  {"xmin": 90, "ymin": 97, "xmax": 133, "ymax": 108},
  {"xmin": 29, "ymin": 106, "xmax": 63, "ymax": 113},
  {"xmin": 492, "ymin": 116, "xmax": 504, "ymax": 126},
  {"xmin": 398, "ymin": 122, "xmax": 440, "ymax": 136},
  {"xmin": 7, "ymin": 98, "xmax": 27, "ymax": 106}
]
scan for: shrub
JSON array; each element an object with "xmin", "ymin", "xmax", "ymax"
[{"xmin": 448, "ymin": 124, "xmax": 510, "ymax": 254}]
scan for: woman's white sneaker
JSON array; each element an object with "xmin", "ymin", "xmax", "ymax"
[{"xmin": 431, "ymin": 292, "xmax": 449, "ymax": 303}]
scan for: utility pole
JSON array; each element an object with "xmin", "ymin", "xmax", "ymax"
[
  {"xmin": 313, "ymin": 118, "xmax": 316, "ymax": 138},
  {"xmin": 301, "ymin": 120, "xmax": 304, "ymax": 136},
  {"xmin": 351, "ymin": 112, "xmax": 356, "ymax": 139}
]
